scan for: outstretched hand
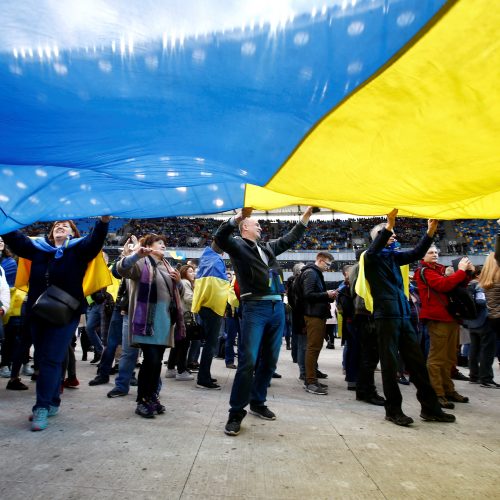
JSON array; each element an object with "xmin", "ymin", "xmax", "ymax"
[
  {"xmin": 427, "ymin": 219, "xmax": 438, "ymax": 237},
  {"xmin": 235, "ymin": 207, "xmax": 254, "ymax": 223},
  {"xmin": 386, "ymin": 209, "xmax": 398, "ymax": 231}
]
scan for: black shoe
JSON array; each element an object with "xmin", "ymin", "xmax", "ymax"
[
  {"xmin": 451, "ymin": 371, "xmax": 469, "ymax": 381},
  {"xmin": 420, "ymin": 410, "xmax": 456, "ymax": 423},
  {"xmin": 224, "ymin": 411, "xmax": 247, "ymax": 436},
  {"xmin": 130, "ymin": 377, "xmax": 138, "ymax": 387},
  {"xmin": 226, "ymin": 363, "xmax": 237, "ymax": 369},
  {"xmin": 480, "ymin": 381, "xmax": 500, "ymax": 388},
  {"xmin": 249, "ymin": 405, "xmax": 276, "ymax": 420},
  {"xmin": 397, "ymin": 375, "xmax": 410, "ymax": 385},
  {"xmin": 325, "ymin": 342, "xmax": 335, "ymax": 349},
  {"xmin": 81, "ymin": 353, "xmax": 88, "ymax": 362},
  {"xmin": 316, "ymin": 370, "xmax": 328, "ymax": 379},
  {"xmin": 272, "ymin": 372, "xmax": 282, "ymax": 379},
  {"xmin": 110, "ymin": 365, "xmax": 119, "ymax": 375},
  {"xmin": 135, "ymin": 401, "xmax": 155, "ymax": 419},
  {"xmin": 107, "ymin": 388, "xmax": 128, "ymax": 398},
  {"xmin": 385, "ymin": 413, "xmax": 414, "ymax": 426},
  {"xmin": 6, "ymin": 378, "xmax": 29, "ymax": 390},
  {"xmin": 196, "ymin": 381, "xmax": 221, "ymax": 390},
  {"xmin": 31, "ymin": 373, "xmax": 38, "ymax": 381},
  {"xmin": 357, "ymin": 392, "xmax": 385, "ymax": 406},
  {"xmin": 89, "ymin": 375, "xmax": 110, "ymax": 386},
  {"xmin": 90, "ymin": 353, "xmax": 102, "ymax": 364}
]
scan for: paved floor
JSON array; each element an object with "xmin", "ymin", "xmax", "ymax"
[{"xmin": 0, "ymin": 343, "xmax": 499, "ymax": 500}]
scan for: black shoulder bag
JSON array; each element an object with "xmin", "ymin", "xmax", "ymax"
[{"xmin": 32, "ymin": 264, "xmax": 80, "ymax": 326}]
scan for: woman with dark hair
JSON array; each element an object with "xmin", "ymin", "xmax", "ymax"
[
  {"xmin": 165, "ymin": 264, "xmax": 195, "ymax": 381},
  {"xmin": 1, "ymin": 217, "xmax": 110, "ymax": 430},
  {"xmin": 117, "ymin": 233, "xmax": 185, "ymax": 418}
]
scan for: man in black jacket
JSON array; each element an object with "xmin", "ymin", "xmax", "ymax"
[
  {"xmin": 300, "ymin": 252, "xmax": 336, "ymax": 395},
  {"xmin": 363, "ymin": 209, "xmax": 454, "ymax": 426},
  {"xmin": 215, "ymin": 206, "xmax": 314, "ymax": 436}
]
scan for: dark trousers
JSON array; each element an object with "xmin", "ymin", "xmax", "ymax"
[
  {"xmin": 137, "ymin": 343, "xmax": 166, "ymax": 402},
  {"xmin": 354, "ymin": 315, "xmax": 380, "ymax": 398},
  {"xmin": 198, "ymin": 307, "xmax": 223, "ymax": 385},
  {"xmin": 376, "ymin": 318, "xmax": 440, "ymax": 416},
  {"xmin": 167, "ymin": 337, "xmax": 189, "ymax": 373},
  {"xmin": 469, "ymin": 323, "xmax": 496, "ymax": 383},
  {"xmin": 344, "ymin": 320, "xmax": 360, "ymax": 384}
]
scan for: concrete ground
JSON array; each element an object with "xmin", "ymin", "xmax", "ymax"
[{"xmin": 0, "ymin": 342, "xmax": 499, "ymax": 500}]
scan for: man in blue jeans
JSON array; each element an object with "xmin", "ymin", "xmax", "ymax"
[{"xmin": 215, "ymin": 206, "xmax": 314, "ymax": 436}]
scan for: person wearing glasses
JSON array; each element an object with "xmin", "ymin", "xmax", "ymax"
[{"xmin": 298, "ymin": 252, "xmax": 337, "ymax": 395}]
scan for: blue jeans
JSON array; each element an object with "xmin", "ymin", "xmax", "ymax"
[
  {"xmin": 197, "ymin": 307, "xmax": 223, "ymax": 385},
  {"xmin": 86, "ymin": 303, "xmax": 103, "ymax": 354},
  {"xmin": 296, "ymin": 334, "xmax": 307, "ymax": 377},
  {"xmin": 32, "ymin": 316, "xmax": 79, "ymax": 410},
  {"xmin": 114, "ymin": 315, "xmax": 139, "ymax": 394},
  {"xmin": 229, "ymin": 300, "xmax": 284, "ymax": 416},
  {"xmin": 98, "ymin": 309, "xmax": 123, "ymax": 378},
  {"xmin": 225, "ymin": 315, "xmax": 239, "ymax": 365}
]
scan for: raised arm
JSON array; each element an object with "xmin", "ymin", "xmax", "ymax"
[
  {"xmin": 268, "ymin": 206, "xmax": 312, "ymax": 256},
  {"xmin": 1, "ymin": 230, "xmax": 37, "ymax": 260}
]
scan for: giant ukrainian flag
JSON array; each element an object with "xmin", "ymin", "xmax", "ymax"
[{"xmin": 0, "ymin": 0, "xmax": 498, "ymax": 232}]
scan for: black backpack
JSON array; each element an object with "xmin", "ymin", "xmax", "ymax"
[{"xmin": 419, "ymin": 267, "xmax": 477, "ymax": 322}]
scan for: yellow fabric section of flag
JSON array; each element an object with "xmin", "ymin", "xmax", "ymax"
[
  {"xmin": 246, "ymin": 0, "xmax": 500, "ymax": 219},
  {"xmin": 191, "ymin": 276, "xmax": 230, "ymax": 317},
  {"xmin": 15, "ymin": 253, "xmax": 112, "ymax": 297}
]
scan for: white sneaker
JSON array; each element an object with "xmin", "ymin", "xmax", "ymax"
[
  {"xmin": 0, "ymin": 366, "xmax": 11, "ymax": 378},
  {"xmin": 22, "ymin": 364, "xmax": 34, "ymax": 376},
  {"xmin": 175, "ymin": 371, "xmax": 194, "ymax": 381},
  {"xmin": 165, "ymin": 369, "xmax": 176, "ymax": 379}
]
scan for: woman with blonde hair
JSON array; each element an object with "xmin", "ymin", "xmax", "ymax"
[{"xmin": 477, "ymin": 222, "xmax": 500, "ymax": 388}]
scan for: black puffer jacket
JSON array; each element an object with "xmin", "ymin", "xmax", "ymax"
[{"xmin": 300, "ymin": 263, "xmax": 331, "ymax": 319}]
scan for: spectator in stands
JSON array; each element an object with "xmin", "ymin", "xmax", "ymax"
[
  {"xmin": 416, "ymin": 246, "xmax": 472, "ymax": 408},
  {"xmin": 216, "ymin": 206, "xmax": 313, "ymax": 436},
  {"xmin": 300, "ymin": 252, "xmax": 336, "ymax": 395},
  {"xmin": 191, "ymin": 243, "xmax": 229, "ymax": 390},
  {"xmin": 1, "ymin": 217, "xmax": 110, "ymax": 431},
  {"xmin": 359, "ymin": 209, "xmax": 454, "ymax": 426},
  {"xmin": 117, "ymin": 233, "xmax": 184, "ymax": 418}
]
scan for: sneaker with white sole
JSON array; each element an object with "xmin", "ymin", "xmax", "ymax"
[
  {"xmin": 165, "ymin": 369, "xmax": 176, "ymax": 379},
  {"xmin": 249, "ymin": 405, "xmax": 276, "ymax": 420},
  {"xmin": 175, "ymin": 371, "xmax": 194, "ymax": 381},
  {"xmin": 305, "ymin": 383, "xmax": 328, "ymax": 395},
  {"xmin": 22, "ymin": 364, "xmax": 34, "ymax": 376},
  {"xmin": 31, "ymin": 407, "xmax": 49, "ymax": 431},
  {"xmin": 0, "ymin": 366, "xmax": 11, "ymax": 378}
]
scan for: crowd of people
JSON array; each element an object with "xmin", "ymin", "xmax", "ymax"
[
  {"xmin": 21, "ymin": 217, "xmax": 498, "ymax": 255},
  {"xmin": 1, "ymin": 213, "xmax": 499, "ymax": 434}
]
